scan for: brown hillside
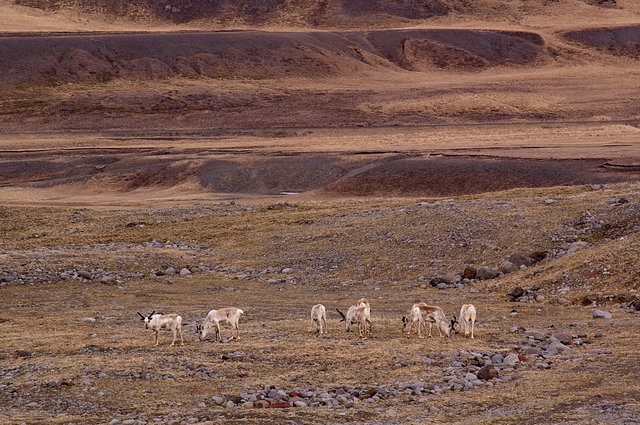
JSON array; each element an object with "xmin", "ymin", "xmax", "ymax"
[
  {"xmin": 12, "ymin": 0, "xmax": 514, "ymax": 27},
  {"xmin": 563, "ymin": 25, "xmax": 640, "ymax": 58},
  {"xmin": 0, "ymin": 29, "xmax": 549, "ymax": 90}
]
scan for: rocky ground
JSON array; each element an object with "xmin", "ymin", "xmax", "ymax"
[{"xmin": 1, "ymin": 182, "xmax": 640, "ymax": 424}]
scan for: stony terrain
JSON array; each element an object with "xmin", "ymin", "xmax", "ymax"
[
  {"xmin": 2, "ymin": 1, "xmax": 640, "ymax": 424},
  {"xmin": 2, "ymin": 183, "xmax": 640, "ymax": 424}
]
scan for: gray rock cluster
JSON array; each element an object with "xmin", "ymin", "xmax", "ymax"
[
  {"xmin": 515, "ymin": 328, "xmax": 591, "ymax": 359},
  {"xmin": 428, "ymin": 251, "xmax": 547, "ymax": 290},
  {"xmin": 210, "ymin": 345, "xmax": 584, "ymax": 410}
]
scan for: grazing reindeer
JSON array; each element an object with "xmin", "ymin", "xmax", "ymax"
[
  {"xmin": 310, "ymin": 304, "xmax": 327, "ymax": 335},
  {"xmin": 337, "ymin": 303, "xmax": 371, "ymax": 338},
  {"xmin": 451, "ymin": 304, "xmax": 477, "ymax": 338},
  {"xmin": 357, "ymin": 298, "xmax": 370, "ymax": 308},
  {"xmin": 196, "ymin": 307, "xmax": 244, "ymax": 342},
  {"xmin": 402, "ymin": 303, "xmax": 451, "ymax": 338},
  {"xmin": 402, "ymin": 303, "xmax": 427, "ymax": 338},
  {"xmin": 137, "ymin": 311, "xmax": 184, "ymax": 347}
]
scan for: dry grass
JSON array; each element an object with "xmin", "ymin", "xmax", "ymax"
[
  {"xmin": 1, "ymin": 183, "xmax": 640, "ymax": 424},
  {"xmin": 359, "ymin": 92, "xmax": 562, "ymax": 119}
]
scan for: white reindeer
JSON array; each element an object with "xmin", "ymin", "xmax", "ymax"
[
  {"xmin": 451, "ymin": 304, "xmax": 477, "ymax": 338},
  {"xmin": 196, "ymin": 307, "xmax": 244, "ymax": 342},
  {"xmin": 337, "ymin": 303, "xmax": 371, "ymax": 338},
  {"xmin": 357, "ymin": 298, "xmax": 370, "ymax": 308},
  {"xmin": 402, "ymin": 303, "xmax": 451, "ymax": 338},
  {"xmin": 310, "ymin": 304, "xmax": 327, "ymax": 335},
  {"xmin": 137, "ymin": 311, "xmax": 184, "ymax": 347}
]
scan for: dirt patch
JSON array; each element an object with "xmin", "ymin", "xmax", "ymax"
[{"xmin": 563, "ymin": 25, "xmax": 640, "ymax": 58}]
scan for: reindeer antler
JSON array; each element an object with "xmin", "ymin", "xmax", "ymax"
[
  {"xmin": 336, "ymin": 308, "xmax": 346, "ymax": 322},
  {"xmin": 137, "ymin": 312, "xmax": 145, "ymax": 320}
]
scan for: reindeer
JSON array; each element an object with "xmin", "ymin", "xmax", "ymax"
[
  {"xmin": 402, "ymin": 303, "xmax": 451, "ymax": 338},
  {"xmin": 310, "ymin": 304, "xmax": 327, "ymax": 335},
  {"xmin": 196, "ymin": 307, "xmax": 244, "ymax": 342},
  {"xmin": 337, "ymin": 303, "xmax": 371, "ymax": 338},
  {"xmin": 357, "ymin": 298, "xmax": 370, "ymax": 308},
  {"xmin": 451, "ymin": 304, "xmax": 477, "ymax": 338},
  {"xmin": 137, "ymin": 311, "xmax": 184, "ymax": 347}
]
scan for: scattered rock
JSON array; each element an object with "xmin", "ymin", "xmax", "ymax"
[
  {"xmin": 593, "ymin": 309, "xmax": 612, "ymax": 319},
  {"xmin": 77, "ymin": 270, "xmax": 92, "ymax": 280},
  {"xmin": 554, "ymin": 333, "xmax": 572, "ymax": 345},
  {"xmin": 581, "ymin": 294, "xmax": 598, "ymax": 306},
  {"xmin": 211, "ymin": 396, "xmax": 224, "ymax": 405},
  {"xmin": 508, "ymin": 253, "xmax": 534, "ymax": 268},
  {"xmin": 528, "ymin": 251, "xmax": 547, "ymax": 263},
  {"xmin": 83, "ymin": 317, "xmax": 97, "ymax": 324},
  {"xmin": 462, "ymin": 267, "xmax": 477, "ymax": 279},
  {"xmin": 503, "ymin": 353, "xmax": 519, "ymax": 366},
  {"xmin": 476, "ymin": 365, "xmax": 499, "ymax": 380},
  {"xmin": 476, "ymin": 266, "xmax": 499, "ymax": 280},
  {"xmin": 567, "ymin": 241, "xmax": 589, "ymax": 254},
  {"xmin": 100, "ymin": 276, "xmax": 118, "ymax": 285},
  {"xmin": 507, "ymin": 287, "xmax": 525, "ymax": 301},
  {"xmin": 499, "ymin": 261, "xmax": 519, "ymax": 274}
]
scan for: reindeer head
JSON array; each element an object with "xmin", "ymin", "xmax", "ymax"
[
  {"xmin": 195, "ymin": 323, "xmax": 205, "ymax": 340},
  {"xmin": 401, "ymin": 316, "xmax": 411, "ymax": 332},
  {"xmin": 137, "ymin": 311, "xmax": 155, "ymax": 329},
  {"xmin": 441, "ymin": 317, "xmax": 452, "ymax": 337}
]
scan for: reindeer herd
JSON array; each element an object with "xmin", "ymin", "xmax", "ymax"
[{"xmin": 137, "ymin": 299, "xmax": 476, "ymax": 347}]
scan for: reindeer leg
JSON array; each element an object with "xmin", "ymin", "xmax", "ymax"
[
  {"xmin": 406, "ymin": 321, "xmax": 414, "ymax": 338},
  {"xmin": 470, "ymin": 321, "xmax": 475, "ymax": 339},
  {"xmin": 179, "ymin": 327, "xmax": 184, "ymax": 346},
  {"xmin": 155, "ymin": 330, "xmax": 159, "ymax": 346},
  {"xmin": 170, "ymin": 328, "xmax": 176, "ymax": 347}
]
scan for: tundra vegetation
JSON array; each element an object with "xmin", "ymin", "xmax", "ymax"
[{"xmin": 1, "ymin": 0, "xmax": 640, "ymax": 424}]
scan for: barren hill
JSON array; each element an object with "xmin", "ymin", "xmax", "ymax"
[{"xmin": 8, "ymin": 0, "xmax": 640, "ymax": 28}]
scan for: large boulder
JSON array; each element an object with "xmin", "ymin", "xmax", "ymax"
[
  {"xmin": 499, "ymin": 261, "xmax": 519, "ymax": 274},
  {"xmin": 462, "ymin": 267, "xmax": 477, "ymax": 279},
  {"xmin": 476, "ymin": 365, "xmax": 499, "ymax": 380},
  {"xmin": 508, "ymin": 253, "xmax": 534, "ymax": 268},
  {"xmin": 528, "ymin": 251, "xmax": 547, "ymax": 263},
  {"xmin": 476, "ymin": 266, "xmax": 499, "ymax": 280},
  {"xmin": 593, "ymin": 309, "xmax": 612, "ymax": 319},
  {"xmin": 507, "ymin": 287, "xmax": 525, "ymax": 301}
]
